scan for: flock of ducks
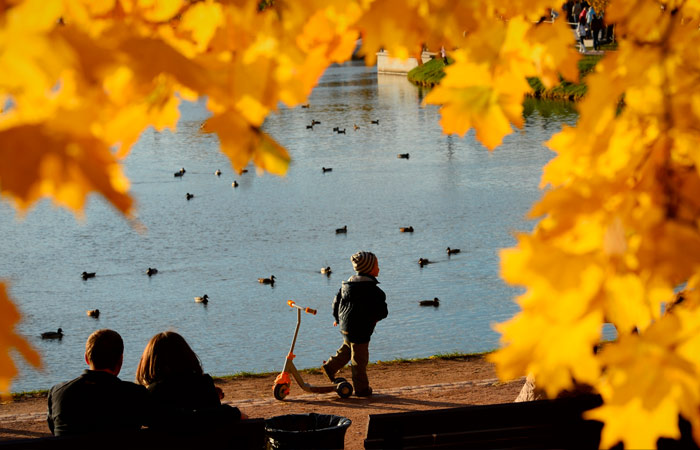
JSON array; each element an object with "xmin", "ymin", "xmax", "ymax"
[
  {"xmin": 173, "ymin": 166, "xmax": 248, "ymax": 199},
  {"xmin": 44, "ymin": 108, "xmax": 457, "ymax": 338},
  {"xmin": 307, "ymin": 118, "xmax": 379, "ymax": 133}
]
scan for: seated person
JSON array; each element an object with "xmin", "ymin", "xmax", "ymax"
[
  {"xmin": 135, "ymin": 331, "xmax": 246, "ymax": 430},
  {"xmin": 47, "ymin": 329, "xmax": 150, "ymax": 436}
]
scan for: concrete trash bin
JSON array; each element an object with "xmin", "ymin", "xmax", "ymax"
[{"xmin": 265, "ymin": 413, "xmax": 352, "ymax": 449}]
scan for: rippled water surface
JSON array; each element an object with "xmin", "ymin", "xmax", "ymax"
[{"xmin": 1, "ymin": 62, "xmax": 578, "ymax": 392}]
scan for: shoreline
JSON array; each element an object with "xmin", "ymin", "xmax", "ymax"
[{"xmin": 7, "ymin": 351, "xmax": 495, "ymax": 399}]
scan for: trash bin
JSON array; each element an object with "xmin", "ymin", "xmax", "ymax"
[{"xmin": 265, "ymin": 413, "xmax": 352, "ymax": 449}]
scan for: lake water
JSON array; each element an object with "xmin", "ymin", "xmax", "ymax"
[{"xmin": 1, "ymin": 61, "xmax": 577, "ymax": 393}]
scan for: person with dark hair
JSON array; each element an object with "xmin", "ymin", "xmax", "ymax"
[
  {"xmin": 47, "ymin": 329, "xmax": 150, "ymax": 436},
  {"xmin": 136, "ymin": 331, "xmax": 245, "ymax": 429},
  {"xmin": 322, "ymin": 251, "xmax": 388, "ymax": 397}
]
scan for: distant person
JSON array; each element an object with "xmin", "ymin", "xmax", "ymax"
[
  {"xmin": 322, "ymin": 251, "xmax": 388, "ymax": 397},
  {"xmin": 576, "ymin": 18, "xmax": 587, "ymax": 53},
  {"xmin": 572, "ymin": 0, "xmax": 583, "ymax": 23},
  {"xmin": 136, "ymin": 331, "xmax": 245, "ymax": 429},
  {"xmin": 591, "ymin": 13, "xmax": 604, "ymax": 50},
  {"xmin": 47, "ymin": 329, "xmax": 150, "ymax": 436},
  {"xmin": 563, "ymin": 0, "xmax": 574, "ymax": 23}
]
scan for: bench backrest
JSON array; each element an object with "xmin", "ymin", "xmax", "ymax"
[
  {"xmin": 0, "ymin": 418, "xmax": 266, "ymax": 450},
  {"xmin": 364, "ymin": 395, "xmax": 604, "ymax": 449}
]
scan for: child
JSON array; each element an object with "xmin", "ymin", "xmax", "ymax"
[
  {"xmin": 576, "ymin": 18, "xmax": 587, "ymax": 53},
  {"xmin": 322, "ymin": 251, "xmax": 388, "ymax": 397}
]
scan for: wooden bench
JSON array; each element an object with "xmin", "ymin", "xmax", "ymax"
[
  {"xmin": 0, "ymin": 418, "xmax": 266, "ymax": 450},
  {"xmin": 364, "ymin": 395, "xmax": 605, "ymax": 449}
]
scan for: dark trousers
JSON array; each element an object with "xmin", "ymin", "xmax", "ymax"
[{"xmin": 323, "ymin": 340, "xmax": 370, "ymax": 393}]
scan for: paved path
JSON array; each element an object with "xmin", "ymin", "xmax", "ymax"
[{"xmin": 0, "ymin": 377, "xmax": 507, "ymax": 424}]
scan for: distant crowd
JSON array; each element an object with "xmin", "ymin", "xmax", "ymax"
[{"xmin": 562, "ymin": 0, "xmax": 614, "ymax": 52}]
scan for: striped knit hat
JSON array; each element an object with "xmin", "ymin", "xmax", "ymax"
[{"xmin": 351, "ymin": 251, "xmax": 377, "ymax": 274}]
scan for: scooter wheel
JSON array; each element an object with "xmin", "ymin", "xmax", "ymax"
[
  {"xmin": 333, "ymin": 377, "xmax": 347, "ymax": 384},
  {"xmin": 274, "ymin": 383, "xmax": 290, "ymax": 401},
  {"xmin": 336, "ymin": 381, "xmax": 353, "ymax": 398}
]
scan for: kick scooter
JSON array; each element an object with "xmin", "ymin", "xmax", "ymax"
[{"xmin": 273, "ymin": 300, "xmax": 353, "ymax": 400}]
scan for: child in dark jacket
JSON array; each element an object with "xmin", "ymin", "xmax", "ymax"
[{"xmin": 322, "ymin": 251, "xmax": 388, "ymax": 397}]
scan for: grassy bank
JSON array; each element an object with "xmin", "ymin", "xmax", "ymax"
[
  {"xmin": 8, "ymin": 351, "xmax": 494, "ymax": 399},
  {"xmin": 407, "ymin": 52, "xmax": 605, "ymax": 101}
]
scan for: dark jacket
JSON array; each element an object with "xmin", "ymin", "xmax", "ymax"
[
  {"xmin": 147, "ymin": 373, "xmax": 241, "ymax": 431},
  {"xmin": 47, "ymin": 370, "xmax": 150, "ymax": 436},
  {"xmin": 332, "ymin": 274, "xmax": 388, "ymax": 344}
]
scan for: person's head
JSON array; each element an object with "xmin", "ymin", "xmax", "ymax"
[
  {"xmin": 351, "ymin": 251, "xmax": 379, "ymax": 277},
  {"xmin": 135, "ymin": 331, "xmax": 203, "ymax": 386},
  {"xmin": 84, "ymin": 329, "xmax": 124, "ymax": 375}
]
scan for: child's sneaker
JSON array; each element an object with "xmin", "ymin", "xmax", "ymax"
[
  {"xmin": 355, "ymin": 387, "xmax": 373, "ymax": 397},
  {"xmin": 322, "ymin": 364, "xmax": 337, "ymax": 383}
]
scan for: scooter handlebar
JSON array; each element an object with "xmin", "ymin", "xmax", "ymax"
[{"xmin": 286, "ymin": 300, "xmax": 317, "ymax": 315}]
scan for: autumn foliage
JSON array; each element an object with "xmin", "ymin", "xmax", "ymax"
[{"xmin": 1, "ymin": 0, "xmax": 700, "ymax": 447}]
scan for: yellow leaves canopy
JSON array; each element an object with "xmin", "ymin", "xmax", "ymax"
[{"xmin": 491, "ymin": 1, "xmax": 700, "ymax": 448}]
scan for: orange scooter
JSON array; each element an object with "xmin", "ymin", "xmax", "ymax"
[{"xmin": 273, "ymin": 300, "xmax": 353, "ymax": 400}]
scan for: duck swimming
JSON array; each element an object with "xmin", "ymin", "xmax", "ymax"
[
  {"xmin": 419, "ymin": 297, "xmax": 440, "ymax": 307},
  {"xmin": 146, "ymin": 267, "xmax": 158, "ymax": 276},
  {"xmin": 186, "ymin": 193, "xmax": 194, "ymax": 200},
  {"xmin": 418, "ymin": 258, "xmax": 430, "ymax": 267},
  {"xmin": 81, "ymin": 271, "xmax": 96, "ymax": 280},
  {"xmin": 215, "ymin": 169, "xmax": 222, "ymax": 176},
  {"xmin": 195, "ymin": 294, "xmax": 209, "ymax": 304},
  {"xmin": 397, "ymin": 153, "xmax": 410, "ymax": 159},
  {"xmin": 335, "ymin": 225, "xmax": 347, "ymax": 234},
  {"xmin": 400, "ymin": 226, "xmax": 414, "ymax": 233},
  {"xmin": 371, "ymin": 119, "xmax": 379, "ymax": 125},
  {"xmin": 321, "ymin": 266, "xmax": 332, "ymax": 275},
  {"xmin": 258, "ymin": 275, "xmax": 276, "ymax": 285},
  {"xmin": 86, "ymin": 309, "xmax": 100, "ymax": 318},
  {"xmin": 446, "ymin": 247, "xmax": 461, "ymax": 255},
  {"xmin": 232, "ymin": 181, "xmax": 239, "ymax": 187},
  {"xmin": 41, "ymin": 328, "xmax": 64, "ymax": 339},
  {"xmin": 322, "ymin": 167, "xmax": 333, "ymax": 173}
]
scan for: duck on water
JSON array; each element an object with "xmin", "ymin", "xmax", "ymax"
[{"xmin": 42, "ymin": 328, "xmax": 64, "ymax": 339}]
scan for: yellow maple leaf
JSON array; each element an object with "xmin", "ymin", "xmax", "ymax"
[
  {"xmin": 491, "ymin": 308, "xmax": 602, "ymax": 396},
  {"xmin": 201, "ymin": 110, "xmax": 290, "ymax": 175},
  {"xmin": 0, "ymin": 282, "xmax": 41, "ymax": 399},
  {"xmin": 588, "ymin": 397, "xmax": 681, "ymax": 449},
  {"xmin": 0, "ymin": 123, "xmax": 133, "ymax": 217}
]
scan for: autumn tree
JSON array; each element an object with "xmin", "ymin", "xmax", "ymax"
[{"xmin": 2, "ymin": 1, "xmax": 699, "ymax": 447}]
